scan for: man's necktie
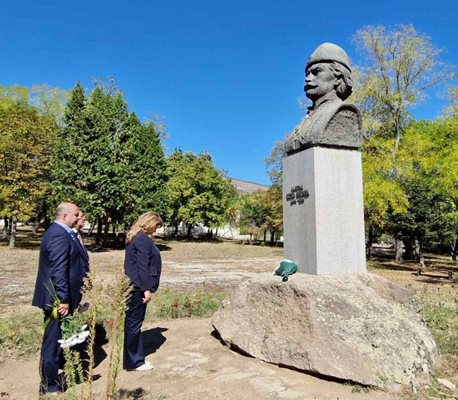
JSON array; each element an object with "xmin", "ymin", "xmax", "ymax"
[{"xmin": 76, "ymin": 232, "xmax": 84, "ymax": 247}]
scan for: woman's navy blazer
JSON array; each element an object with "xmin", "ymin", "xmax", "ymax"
[{"xmin": 124, "ymin": 232, "xmax": 162, "ymax": 292}]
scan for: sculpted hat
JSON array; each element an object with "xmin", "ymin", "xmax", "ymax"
[{"xmin": 306, "ymin": 43, "xmax": 351, "ymax": 72}]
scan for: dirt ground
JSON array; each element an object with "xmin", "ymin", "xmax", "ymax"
[
  {"xmin": 0, "ymin": 239, "xmax": 284, "ymax": 315},
  {"xmin": 0, "ymin": 234, "xmax": 456, "ymax": 399},
  {"xmin": 0, "ymin": 317, "xmax": 397, "ymax": 400},
  {"xmin": 1, "ymin": 238, "xmax": 455, "ymax": 315}
]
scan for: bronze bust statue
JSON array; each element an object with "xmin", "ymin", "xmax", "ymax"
[{"xmin": 284, "ymin": 43, "xmax": 362, "ymax": 154}]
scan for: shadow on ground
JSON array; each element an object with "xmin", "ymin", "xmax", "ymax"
[
  {"xmin": 143, "ymin": 327, "xmax": 168, "ymax": 357},
  {"xmin": 117, "ymin": 387, "xmax": 148, "ymax": 399}
]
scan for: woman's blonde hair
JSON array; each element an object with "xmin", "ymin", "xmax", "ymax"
[{"xmin": 126, "ymin": 211, "xmax": 163, "ymax": 244}]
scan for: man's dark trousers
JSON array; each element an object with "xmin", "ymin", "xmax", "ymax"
[
  {"xmin": 39, "ymin": 312, "xmax": 62, "ymax": 393},
  {"xmin": 123, "ymin": 291, "xmax": 147, "ymax": 369}
]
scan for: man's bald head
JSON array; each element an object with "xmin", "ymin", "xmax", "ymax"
[{"xmin": 55, "ymin": 202, "xmax": 80, "ymax": 228}]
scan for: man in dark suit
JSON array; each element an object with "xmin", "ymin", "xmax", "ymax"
[{"xmin": 32, "ymin": 202, "xmax": 89, "ymax": 394}]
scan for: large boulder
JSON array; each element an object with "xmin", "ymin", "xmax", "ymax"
[{"xmin": 211, "ymin": 273, "xmax": 437, "ymax": 391}]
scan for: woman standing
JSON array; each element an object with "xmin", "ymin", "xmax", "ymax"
[{"xmin": 123, "ymin": 211, "xmax": 163, "ymax": 371}]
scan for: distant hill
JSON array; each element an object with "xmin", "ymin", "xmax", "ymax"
[{"xmin": 230, "ymin": 178, "xmax": 269, "ymax": 195}]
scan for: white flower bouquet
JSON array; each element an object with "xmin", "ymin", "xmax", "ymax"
[
  {"xmin": 58, "ymin": 316, "xmax": 90, "ymax": 348},
  {"xmin": 44, "ymin": 282, "xmax": 90, "ymax": 348}
]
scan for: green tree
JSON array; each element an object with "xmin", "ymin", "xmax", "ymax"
[
  {"xmin": 0, "ymin": 95, "xmax": 57, "ymax": 247},
  {"xmin": 353, "ymin": 24, "xmax": 451, "ymax": 259},
  {"xmin": 53, "ymin": 81, "xmax": 168, "ymax": 245},
  {"xmin": 443, "ymin": 87, "xmax": 458, "ymax": 117},
  {"xmin": 121, "ymin": 114, "xmax": 169, "ymax": 225},
  {"xmin": 387, "ymin": 179, "xmax": 455, "ymax": 259},
  {"xmin": 166, "ymin": 150, "xmax": 237, "ymax": 237},
  {"xmin": 30, "ymin": 84, "xmax": 69, "ymax": 126},
  {"xmin": 84, "ymin": 85, "xmax": 132, "ymax": 241},
  {"xmin": 265, "ymin": 141, "xmax": 285, "ymax": 186},
  {"xmin": 264, "ymin": 142, "xmax": 286, "ymax": 243},
  {"xmin": 238, "ymin": 191, "xmax": 271, "ymax": 244},
  {"xmin": 362, "ymin": 135, "xmax": 408, "ymax": 255},
  {"xmin": 237, "ymin": 187, "xmax": 282, "ymax": 245},
  {"xmin": 352, "ymin": 24, "xmax": 450, "ymax": 152},
  {"xmin": 52, "ymin": 81, "xmax": 89, "ymax": 209},
  {"xmin": 264, "ymin": 184, "xmax": 283, "ymax": 244},
  {"xmin": 433, "ymin": 115, "xmax": 458, "ymax": 259},
  {"xmin": 380, "ymin": 115, "xmax": 458, "ymax": 260},
  {"xmin": 0, "ymin": 85, "xmax": 30, "ymax": 106},
  {"xmin": 411, "ymin": 115, "xmax": 458, "ymax": 260}
]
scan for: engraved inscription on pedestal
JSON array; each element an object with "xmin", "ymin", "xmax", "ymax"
[{"xmin": 286, "ymin": 186, "xmax": 310, "ymax": 206}]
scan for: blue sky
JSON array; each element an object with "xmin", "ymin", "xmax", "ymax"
[{"xmin": 1, "ymin": 0, "xmax": 457, "ymax": 185}]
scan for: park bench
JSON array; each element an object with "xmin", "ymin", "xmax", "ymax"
[{"xmin": 415, "ymin": 255, "xmax": 453, "ymax": 280}]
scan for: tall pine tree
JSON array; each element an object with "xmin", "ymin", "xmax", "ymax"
[
  {"xmin": 52, "ymin": 81, "xmax": 168, "ymax": 245},
  {"xmin": 52, "ymin": 81, "xmax": 89, "ymax": 207}
]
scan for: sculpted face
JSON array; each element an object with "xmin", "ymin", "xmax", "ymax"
[{"xmin": 304, "ymin": 62, "xmax": 337, "ymax": 102}]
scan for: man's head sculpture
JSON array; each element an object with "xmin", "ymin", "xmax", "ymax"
[
  {"xmin": 304, "ymin": 43, "xmax": 354, "ymax": 104},
  {"xmin": 284, "ymin": 42, "xmax": 361, "ymax": 153}
]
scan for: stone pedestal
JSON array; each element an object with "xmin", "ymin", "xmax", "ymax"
[{"xmin": 282, "ymin": 146, "xmax": 366, "ymax": 274}]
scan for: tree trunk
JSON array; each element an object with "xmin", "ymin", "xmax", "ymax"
[
  {"xmin": 451, "ymin": 237, "xmax": 457, "ymax": 262},
  {"xmin": 43, "ymin": 202, "xmax": 50, "ymax": 229},
  {"xmin": 367, "ymin": 224, "xmax": 373, "ymax": 258},
  {"xmin": 404, "ymin": 238, "xmax": 414, "ymax": 260},
  {"xmin": 394, "ymin": 237, "xmax": 403, "ymax": 262},
  {"xmin": 103, "ymin": 219, "xmax": 109, "ymax": 247},
  {"xmin": 414, "ymin": 240, "xmax": 421, "ymax": 261},
  {"xmin": 187, "ymin": 224, "xmax": 192, "ymax": 238},
  {"xmin": 32, "ymin": 221, "xmax": 40, "ymax": 234},
  {"xmin": 2, "ymin": 217, "xmax": 8, "ymax": 239},
  {"xmin": 419, "ymin": 254, "xmax": 426, "ymax": 268},
  {"xmin": 263, "ymin": 230, "xmax": 266, "ymax": 245},
  {"xmin": 96, "ymin": 219, "xmax": 103, "ymax": 246},
  {"xmin": 270, "ymin": 230, "xmax": 275, "ymax": 246},
  {"xmin": 8, "ymin": 218, "xmax": 17, "ymax": 248}
]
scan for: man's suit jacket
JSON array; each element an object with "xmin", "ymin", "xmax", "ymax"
[
  {"xmin": 32, "ymin": 223, "xmax": 89, "ymax": 313},
  {"xmin": 124, "ymin": 232, "xmax": 162, "ymax": 292}
]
